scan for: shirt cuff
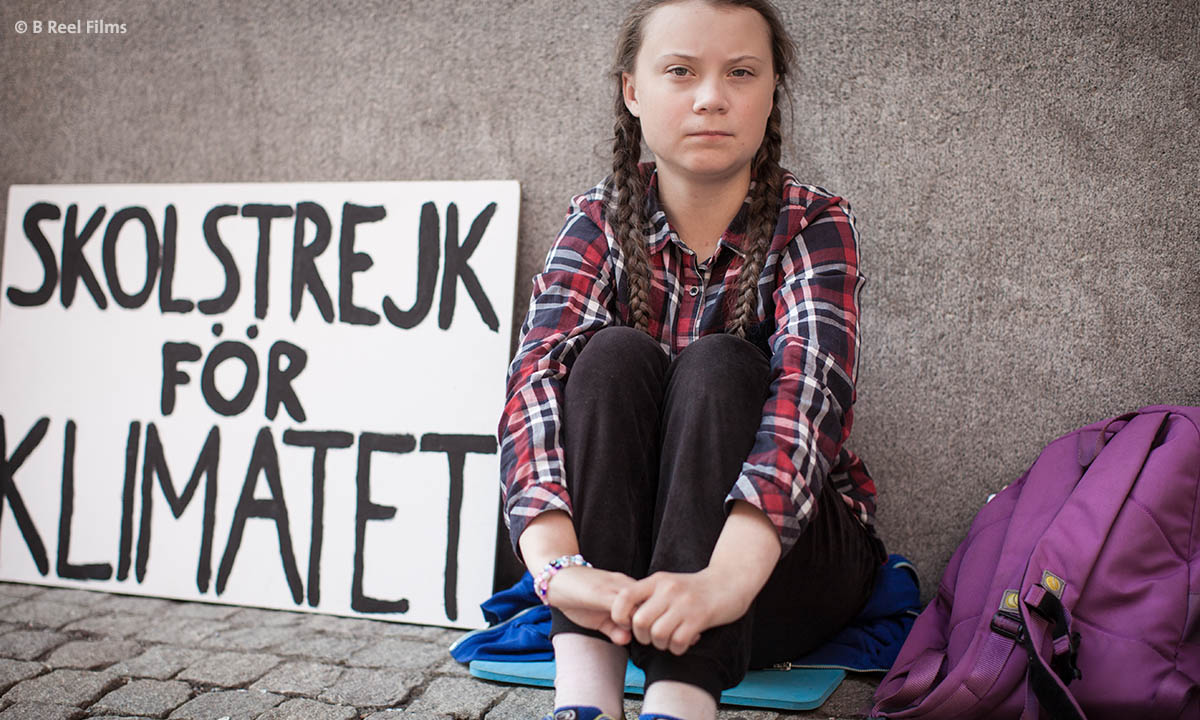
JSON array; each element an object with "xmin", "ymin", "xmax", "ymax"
[{"xmin": 505, "ymin": 480, "xmax": 573, "ymax": 565}]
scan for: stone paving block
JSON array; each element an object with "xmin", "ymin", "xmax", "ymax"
[
  {"xmin": 225, "ymin": 607, "xmax": 302, "ymax": 628},
  {"xmin": 257, "ymin": 697, "xmax": 358, "ymax": 720},
  {"xmin": 177, "ymin": 651, "xmax": 281, "ymax": 688},
  {"xmin": 483, "ymin": 686, "xmax": 555, "ymax": 720},
  {"xmin": 98, "ymin": 595, "xmax": 177, "ymax": 616},
  {"xmin": 316, "ymin": 666, "xmax": 420, "ymax": 707},
  {"xmin": 0, "ymin": 629, "xmax": 69, "ymax": 660},
  {"xmin": 109, "ymin": 646, "xmax": 211, "ymax": 680},
  {"xmin": 404, "ymin": 676, "xmax": 508, "ymax": 719},
  {"xmin": 0, "ymin": 660, "xmax": 43, "ymax": 695},
  {"xmin": 135, "ymin": 619, "xmax": 220, "ymax": 646},
  {"xmin": 196, "ymin": 626, "xmax": 296, "ymax": 652},
  {"xmin": 360, "ymin": 711, "xmax": 403, "ymax": 720},
  {"xmin": 45, "ymin": 638, "xmax": 143, "ymax": 670},
  {"xmin": 717, "ymin": 709, "xmax": 780, "ymax": 720},
  {"xmin": 434, "ymin": 655, "xmax": 472, "ymax": 678},
  {"xmin": 62, "ymin": 612, "xmax": 151, "ymax": 639},
  {"xmin": 37, "ymin": 587, "xmax": 110, "ymax": 606},
  {"xmin": 0, "ymin": 701, "xmax": 84, "ymax": 719},
  {"xmin": 92, "ymin": 678, "xmax": 193, "ymax": 718},
  {"xmin": 0, "ymin": 585, "xmax": 44, "ymax": 599},
  {"xmin": 1, "ymin": 667, "xmax": 118, "ymax": 706},
  {"xmin": 165, "ymin": 602, "xmax": 241, "ymax": 621},
  {"xmin": 3, "ymin": 599, "xmax": 91, "ymax": 629},
  {"xmin": 167, "ymin": 688, "xmax": 284, "ymax": 719},
  {"xmin": 248, "ymin": 660, "xmax": 343, "ymax": 696},
  {"xmin": 346, "ymin": 638, "xmax": 447, "ymax": 670},
  {"xmin": 271, "ymin": 633, "xmax": 367, "ymax": 663},
  {"xmin": 370, "ymin": 623, "xmax": 457, "ymax": 642},
  {"xmin": 299, "ymin": 615, "xmax": 375, "ymax": 637},
  {"xmin": 795, "ymin": 675, "xmax": 875, "ymax": 719}
]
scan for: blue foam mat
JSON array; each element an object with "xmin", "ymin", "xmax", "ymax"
[{"xmin": 469, "ymin": 659, "xmax": 845, "ymax": 711}]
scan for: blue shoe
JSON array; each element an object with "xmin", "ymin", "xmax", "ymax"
[{"xmin": 540, "ymin": 707, "xmax": 617, "ymax": 720}]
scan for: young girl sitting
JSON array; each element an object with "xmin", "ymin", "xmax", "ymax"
[{"xmin": 499, "ymin": 1, "xmax": 887, "ymax": 718}]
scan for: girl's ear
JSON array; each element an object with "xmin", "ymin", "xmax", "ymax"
[{"xmin": 622, "ymin": 72, "xmax": 641, "ymax": 118}]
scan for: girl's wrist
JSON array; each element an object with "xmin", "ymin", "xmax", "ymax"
[{"xmin": 534, "ymin": 553, "xmax": 592, "ymax": 605}]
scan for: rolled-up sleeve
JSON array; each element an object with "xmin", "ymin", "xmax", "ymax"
[
  {"xmin": 498, "ymin": 206, "xmax": 617, "ymax": 561},
  {"xmin": 725, "ymin": 195, "xmax": 864, "ymax": 554}
]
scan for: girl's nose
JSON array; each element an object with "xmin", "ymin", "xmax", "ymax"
[{"xmin": 692, "ymin": 78, "xmax": 728, "ymax": 114}]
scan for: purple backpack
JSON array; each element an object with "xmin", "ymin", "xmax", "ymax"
[{"xmin": 870, "ymin": 405, "xmax": 1200, "ymax": 720}]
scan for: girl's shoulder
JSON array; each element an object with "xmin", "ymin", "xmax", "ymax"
[
  {"xmin": 564, "ymin": 162, "xmax": 657, "ymax": 231},
  {"xmin": 778, "ymin": 170, "xmax": 851, "ymax": 217}
]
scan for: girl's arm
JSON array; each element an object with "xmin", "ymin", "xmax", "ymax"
[
  {"xmin": 519, "ymin": 510, "xmax": 637, "ymax": 645},
  {"xmin": 499, "ymin": 192, "xmax": 616, "ymax": 566}
]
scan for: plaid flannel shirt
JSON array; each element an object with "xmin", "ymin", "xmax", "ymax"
[{"xmin": 499, "ymin": 164, "xmax": 878, "ymax": 560}]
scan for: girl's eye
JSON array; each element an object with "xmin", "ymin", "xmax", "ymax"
[
  {"xmin": 667, "ymin": 66, "xmax": 690, "ymax": 77},
  {"xmin": 730, "ymin": 68, "xmax": 753, "ymax": 78}
]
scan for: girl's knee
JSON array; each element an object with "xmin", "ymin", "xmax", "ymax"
[
  {"xmin": 570, "ymin": 326, "xmax": 667, "ymax": 388},
  {"xmin": 670, "ymin": 332, "xmax": 769, "ymax": 392}
]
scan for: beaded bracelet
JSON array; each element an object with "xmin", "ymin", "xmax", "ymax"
[{"xmin": 534, "ymin": 554, "xmax": 592, "ymax": 605}]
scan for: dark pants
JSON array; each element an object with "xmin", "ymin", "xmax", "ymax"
[{"xmin": 550, "ymin": 326, "xmax": 883, "ymax": 702}]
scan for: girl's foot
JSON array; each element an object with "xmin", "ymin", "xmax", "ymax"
[{"xmin": 540, "ymin": 706, "xmax": 619, "ymax": 720}]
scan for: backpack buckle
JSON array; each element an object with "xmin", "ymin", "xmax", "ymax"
[{"xmin": 990, "ymin": 609, "xmax": 1025, "ymax": 642}]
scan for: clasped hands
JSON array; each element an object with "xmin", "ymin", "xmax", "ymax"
[{"xmin": 546, "ymin": 563, "xmax": 754, "ymax": 656}]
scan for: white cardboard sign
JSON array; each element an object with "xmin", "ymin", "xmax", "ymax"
[{"xmin": 0, "ymin": 181, "xmax": 519, "ymax": 629}]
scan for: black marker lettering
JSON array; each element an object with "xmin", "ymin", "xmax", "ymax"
[
  {"xmin": 291, "ymin": 201, "xmax": 335, "ymax": 322},
  {"xmin": 6, "ymin": 203, "xmax": 60, "ymax": 307},
  {"xmin": 161, "ymin": 342, "xmax": 202, "ymax": 415},
  {"xmin": 382, "ymin": 201, "xmax": 440, "ymax": 329},
  {"xmin": 0, "ymin": 416, "xmax": 51, "ymax": 575},
  {"xmin": 419, "ymin": 433, "xmax": 497, "ymax": 621},
  {"xmin": 102, "ymin": 207, "xmax": 161, "ymax": 309},
  {"xmin": 137, "ymin": 424, "xmax": 219, "ymax": 592},
  {"xmin": 216, "ymin": 428, "xmax": 303, "ymax": 603},
  {"xmin": 116, "ymin": 421, "xmax": 140, "ymax": 581},
  {"xmin": 241, "ymin": 204, "xmax": 295, "ymax": 320},
  {"xmin": 61, "ymin": 204, "xmax": 109, "ymax": 309},
  {"xmin": 198, "ymin": 205, "xmax": 240, "ymax": 315},
  {"xmin": 283, "ymin": 430, "xmax": 353, "ymax": 607},
  {"xmin": 265, "ymin": 340, "xmax": 307, "ymax": 422},
  {"xmin": 57, "ymin": 420, "xmax": 113, "ymax": 580},
  {"xmin": 159, "ymin": 205, "xmax": 193, "ymax": 313},
  {"xmin": 353, "ymin": 432, "xmax": 415, "ymax": 613},
  {"xmin": 439, "ymin": 202, "xmax": 499, "ymax": 331},
  {"xmin": 200, "ymin": 341, "xmax": 259, "ymax": 417},
  {"xmin": 338, "ymin": 203, "xmax": 383, "ymax": 326}
]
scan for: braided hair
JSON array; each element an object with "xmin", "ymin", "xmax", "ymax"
[{"xmin": 609, "ymin": 0, "xmax": 794, "ymax": 337}]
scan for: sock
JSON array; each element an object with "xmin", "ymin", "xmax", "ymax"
[
  {"xmin": 551, "ymin": 633, "xmax": 627, "ymax": 716},
  {"xmin": 639, "ymin": 715, "xmax": 685, "ymax": 720}
]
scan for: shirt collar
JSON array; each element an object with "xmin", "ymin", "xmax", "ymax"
[{"xmin": 641, "ymin": 164, "xmax": 754, "ymax": 258}]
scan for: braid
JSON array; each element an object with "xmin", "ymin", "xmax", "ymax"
[
  {"xmin": 610, "ymin": 96, "xmax": 653, "ymax": 333},
  {"xmin": 728, "ymin": 100, "xmax": 783, "ymax": 339}
]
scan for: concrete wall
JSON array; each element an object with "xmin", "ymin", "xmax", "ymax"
[{"xmin": 3, "ymin": 0, "xmax": 1197, "ymax": 599}]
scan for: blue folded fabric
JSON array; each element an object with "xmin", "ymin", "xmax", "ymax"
[{"xmin": 449, "ymin": 554, "xmax": 920, "ymax": 673}]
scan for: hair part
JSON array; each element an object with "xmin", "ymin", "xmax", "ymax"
[{"xmin": 609, "ymin": 0, "xmax": 795, "ymax": 337}]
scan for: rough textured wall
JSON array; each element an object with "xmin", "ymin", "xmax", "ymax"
[{"xmin": 2, "ymin": 0, "xmax": 1197, "ymax": 599}]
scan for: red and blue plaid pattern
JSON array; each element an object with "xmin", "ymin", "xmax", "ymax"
[{"xmin": 499, "ymin": 164, "xmax": 877, "ymax": 558}]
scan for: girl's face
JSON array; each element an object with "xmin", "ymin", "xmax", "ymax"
[{"xmin": 623, "ymin": 0, "xmax": 776, "ymax": 186}]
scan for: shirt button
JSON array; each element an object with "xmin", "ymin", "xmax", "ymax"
[{"xmin": 688, "ymin": 286, "xmax": 700, "ymax": 297}]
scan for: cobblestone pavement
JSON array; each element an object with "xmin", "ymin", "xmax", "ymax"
[{"xmin": 0, "ymin": 582, "xmax": 876, "ymax": 719}]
